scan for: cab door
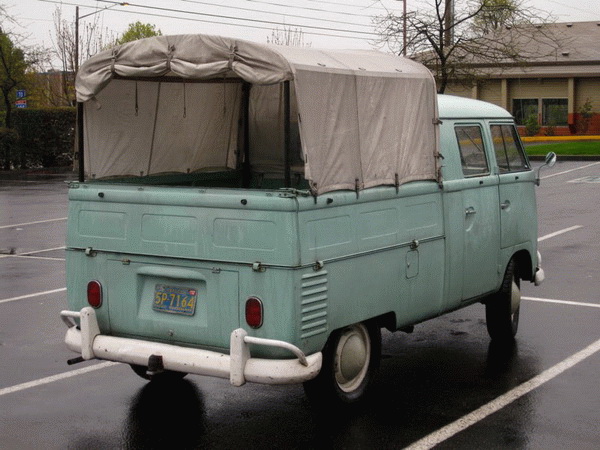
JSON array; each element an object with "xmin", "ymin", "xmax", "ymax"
[
  {"xmin": 490, "ymin": 124, "xmax": 537, "ymax": 250},
  {"xmin": 454, "ymin": 124, "xmax": 501, "ymax": 300}
]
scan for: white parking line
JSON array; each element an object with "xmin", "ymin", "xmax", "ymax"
[
  {"xmin": 404, "ymin": 337, "xmax": 600, "ymax": 450},
  {"xmin": 523, "ymin": 296, "xmax": 600, "ymax": 309},
  {"xmin": 0, "ymin": 288, "xmax": 67, "ymax": 305},
  {"xmin": 537, "ymin": 225, "xmax": 583, "ymax": 242},
  {"xmin": 0, "ymin": 217, "xmax": 67, "ymax": 230},
  {"xmin": 20, "ymin": 246, "xmax": 66, "ymax": 255},
  {"xmin": 0, "ymin": 246, "xmax": 66, "ymax": 261},
  {"xmin": 1, "ymin": 255, "xmax": 65, "ymax": 262},
  {"xmin": 540, "ymin": 161, "xmax": 600, "ymax": 180},
  {"xmin": 0, "ymin": 362, "xmax": 118, "ymax": 398}
]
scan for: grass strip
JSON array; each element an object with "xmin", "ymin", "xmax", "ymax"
[{"xmin": 525, "ymin": 141, "xmax": 600, "ymax": 156}]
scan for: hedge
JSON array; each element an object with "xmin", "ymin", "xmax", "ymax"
[
  {"xmin": 10, "ymin": 107, "xmax": 76, "ymax": 169},
  {"xmin": 0, "ymin": 127, "xmax": 19, "ymax": 170}
]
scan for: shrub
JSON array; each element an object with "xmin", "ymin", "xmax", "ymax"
[
  {"xmin": 545, "ymin": 122, "xmax": 556, "ymax": 136},
  {"xmin": 524, "ymin": 114, "xmax": 541, "ymax": 136},
  {"xmin": 0, "ymin": 127, "xmax": 19, "ymax": 170},
  {"xmin": 577, "ymin": 98, "xmax": 595, "ymax": 134},
  {"xmin": 12, "ymin": 107, "xmax": 76, "ymax": 168}
]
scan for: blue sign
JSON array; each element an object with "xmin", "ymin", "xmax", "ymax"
[{"xmin": 16, "ymin": 90, "xmax": 26, "ymax": 99}]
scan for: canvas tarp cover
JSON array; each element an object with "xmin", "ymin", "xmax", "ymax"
[{"xmin": 76, "ymin": 34, "xmax": 440, "ymax": 194}]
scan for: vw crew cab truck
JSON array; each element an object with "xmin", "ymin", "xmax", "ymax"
[{"xmin": 61, "ymin": 34, "xmax": 553, "ymax": 404}]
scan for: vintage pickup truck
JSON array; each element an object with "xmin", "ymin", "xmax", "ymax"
[{"xmin": 60, "ymin": 34, "xmax": 554, "ymax": 405}]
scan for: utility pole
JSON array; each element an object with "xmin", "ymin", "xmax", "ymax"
[
  {"xmin": 403, "ymin": 0, "xmax": 407, "ymax": 56},
  {"xmin": 74, "ymin": 2, "xmax": 129, "ymax": 74},
  {"xmin": 444, "ymin": 0, "xmax": 454, "ymax": 48},
  {"xmin": 75, "ymin": 6, "xmax": 79, "ymax": 74},
  {"xmin": 396, "ymin": 0, "xmax": 408, "ymax": 56}
]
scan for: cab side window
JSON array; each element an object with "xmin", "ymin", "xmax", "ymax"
[
  {"xmin": 491, "ymin": 125, "xmax": 530, "ymax": 173},
  {"xmin": 455, "ymin": 125, "xmax": 489, "ymax": 177}
]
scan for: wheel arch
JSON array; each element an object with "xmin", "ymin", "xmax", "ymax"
[{"xmin": 511, "ymin": 249, "xmax": 533, "ymax": 282}]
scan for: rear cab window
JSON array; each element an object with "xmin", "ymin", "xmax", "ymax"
[{"xmin": 454, "ymin": 125, "xmax": 490, "ymax": 177}]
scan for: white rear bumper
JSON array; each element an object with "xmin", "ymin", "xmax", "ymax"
[{"xmin": 60, "ymin": 307, "xmax": 322, "ymax": 386}]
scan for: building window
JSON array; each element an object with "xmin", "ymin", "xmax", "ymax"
[
  {"xmin": 513, "ymin": 99, "xmax": 538, "ymax": 125},
  {"xmin": 542, "ymin": 98, "xmax": 568, "ymax": 126},
  {"xmin": 513, "ymin": 98, "xmax": 568, "ymax": 126},
  {"xmin": 491, "ymin": 125, "xmax": 529, "ymax": 173},
  {"xmin": 455, "ymin": 125, "xmax": 489, "ymax": 177}
]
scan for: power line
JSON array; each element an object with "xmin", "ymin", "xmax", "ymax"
[
  {"xmin": 37, "ymin": 0, "xmax": 378, "ymax": 42},
  {"xmin": 92, "ymin": 0, "xmax": 380, "ymax": 37},
  {"xmin": 304, "ymin": 0, "xmax": 399, "ymax": 11},
  {"xmin": 543, "ymin": 0, "xmax": 600, "ymax": 18},
  {"xmin": 180, "ymin": 0, "xmax": 374, "ymax": 29},
  {"xmin": 244, "ymin": 0, "xmax": 377, "ymax": 19}
]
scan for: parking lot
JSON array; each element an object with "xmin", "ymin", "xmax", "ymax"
[{"xmin": 1, "ymin": 161, "xmax": 599, "ymax": 449}]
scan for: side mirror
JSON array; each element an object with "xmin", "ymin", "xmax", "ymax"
[{"xmin": 536, "ymin": 152, "xmax": 557, "ymax": 186}]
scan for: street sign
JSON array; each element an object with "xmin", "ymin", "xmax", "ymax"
[
  {"xmin": 16, "ymin": 90, "xmax": 26, "ymax": 99},
  {"xmin": 15, "ymin": 99, "xmax": 27, "ymax": 108}
]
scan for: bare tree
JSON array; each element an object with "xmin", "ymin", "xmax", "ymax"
[
  {"xmin": 374, "ymin": 0, "xmax": 565, "ymax": 93},
  {"xmin": 51, "ymin": 7, "xmax": 116, "ymax": 105},
  {"xmin": 267, "ymin": 25, "xmax": 311, "ymax": 47}
]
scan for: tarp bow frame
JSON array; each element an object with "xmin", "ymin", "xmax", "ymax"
[
  {"xmin": 76, "ymin": 34, "xmax": 295, "ymax": 102},
  {"xmin": 76, "ymin": 34, "xmax": 440, "ymax": 195}
]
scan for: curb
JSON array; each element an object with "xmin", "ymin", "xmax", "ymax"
[
  {"xmin": 0, "ymin": 170, "xmax": 77, "ymax": 181},
  {"xmin": 522, "ymin": 136, "xmax": 600, "ymax": 143},
  {"xmin": 528, "ymin": 155, "xmax": 600, "ymax": 161}
]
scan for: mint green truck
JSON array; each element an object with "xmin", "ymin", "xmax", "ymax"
[{"xmin": 60, "ymin": 35, "xmax": 554, "ymax": 404}]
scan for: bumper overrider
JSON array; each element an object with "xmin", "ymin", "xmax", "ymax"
[
  {"xmin": 60, "ymin": 307, "xmax": 322, "ymax": 386},
  {"xmin": 534, "ymin": 250, "xmax": 545, "ymax": 286}
]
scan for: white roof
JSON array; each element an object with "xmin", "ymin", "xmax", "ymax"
[
  {"xmin": 77, "ymin": 34, "xmax": 440, "ymax": 194},
  {"xmin": 438, "ymin": 95, "xmax": 513, "ymax": 119}
]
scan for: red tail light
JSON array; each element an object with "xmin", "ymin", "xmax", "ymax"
[
  {"xmin": 245, "ymin": 297, "xmax": 263, "ymax": 328},
  {"xmin": 87, "ymin": 281, "xmax": 103, "ymax": 308}
]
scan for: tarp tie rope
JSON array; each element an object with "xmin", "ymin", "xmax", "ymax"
[
  {"xmin": 166, "ymin": 45, "xmax": 175, "ymax": 72},
  {"xmin": 110, "ymin": 48, "xmax": 118, "ymax": 74},
  {"xmin": 135, "ymin": 82, "xmax": 139, "ymax": 116},
  {"xmin": 147, "ymin": 82, "xmax": 162, "ymax": 176},
  {"xmin": 228, "ymin": 44, "xmax": 237, "ymax": 71},
  {"xmin": 183, "ymin": 80, "xmax": 187, "ymax": 118},
  {"xmin": 222, "ymin": 78, "xmax": 228, "ymax": 116}
]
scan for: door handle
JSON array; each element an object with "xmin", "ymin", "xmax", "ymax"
[
  {"xmin": 501, "ymin": 200, "xmax": 511, "ymax": 210},
  {"xmin": 465, "ymin": 206, "xmax": 476, "ymax": 216}
]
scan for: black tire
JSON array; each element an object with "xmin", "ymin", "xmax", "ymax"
[
  {"xmin": 486, "ymin": 259, "xmax": 521, "ymax": 343},
  {"xmin": 303, "ymin": 321, "xmax": 381, "ymax": 406},
  {"xmin": 130, "ymin": 364, "xmax": 187, "ymax": 381}
]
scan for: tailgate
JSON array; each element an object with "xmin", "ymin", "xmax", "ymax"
[{"xmin": 106, "ymin": 259, "xmax": 239, "ymax": 349}]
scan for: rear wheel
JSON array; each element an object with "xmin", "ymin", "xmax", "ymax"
[
  {"xmin": 304, "ymin": 321, "xmax": 381, "ymax": 405},
  {"xmin": 486, "ymin": 259, "xmax": 520, "ymax": 343},
  {"xmin": 130, "ymin": 364, "xmax": 187, "ymax": 381}
]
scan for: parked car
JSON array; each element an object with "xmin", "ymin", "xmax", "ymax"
[{"xmin": 60, "ymin": 34, "xmax": 555, "ymax": 405}]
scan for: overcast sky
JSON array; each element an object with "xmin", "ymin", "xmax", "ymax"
[{"xmin": 6, "ymin": 0, "xmax": 600, "ymax": 55}]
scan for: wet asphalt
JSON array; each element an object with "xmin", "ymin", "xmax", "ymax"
[{"xmin": 0, "ymin": 162, "xmax": 598, "ymax": 449}]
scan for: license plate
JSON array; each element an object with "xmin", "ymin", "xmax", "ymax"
[{"xmin": 153, "ymin": 284, "xmax": 197, "ymax": 316}]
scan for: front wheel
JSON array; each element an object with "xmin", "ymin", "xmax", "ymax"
[
  {"xmin": 486, "ymin": 259, "xmax": 521, "ymax": 343},
  {"xmin": 304, "ymin": 322, "xmax": 381, "ymax": 406}
]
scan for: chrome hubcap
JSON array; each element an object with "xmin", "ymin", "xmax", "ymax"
[
  {"xmin": 510, "ymin": 278, "xmax": 521, "ymax": 316},
  {"xmin": 334, "ymin": 324, "xmax": 371, "ymax": 393}
]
